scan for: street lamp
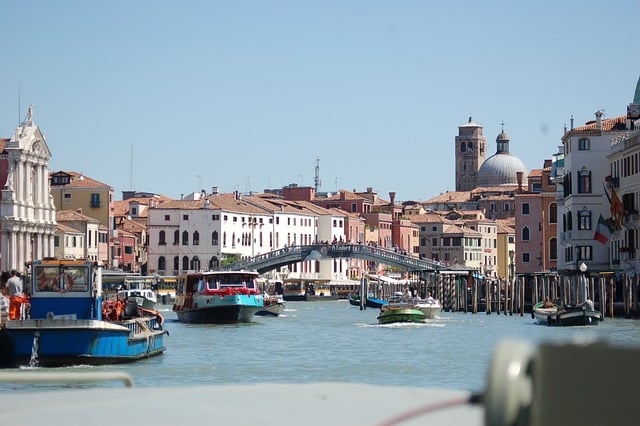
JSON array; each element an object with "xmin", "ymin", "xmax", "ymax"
[{"xmin": 579, "ymin": 262, "xmax": 588, "ymax": 304}]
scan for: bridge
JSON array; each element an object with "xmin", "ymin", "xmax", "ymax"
[{"xmin": 218, "ymin": 244, "xmax": 443, "ymax": 274}]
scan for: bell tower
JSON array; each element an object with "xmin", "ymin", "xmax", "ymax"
[{"xmin": 455, "ymin": 117, "xmax": 486, "ymax": 191}]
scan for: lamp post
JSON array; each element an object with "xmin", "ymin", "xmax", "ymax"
[{"xmin": 579, "ymin": 262, "xmax": 588, "ymax": 304}]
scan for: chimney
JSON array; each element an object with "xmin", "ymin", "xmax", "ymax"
[
  {"xmin": 211, "ymin": 186, "xmax": 219, "ymax": 195},
  {"xmin": 389, "ymin": 192, "xmax": 396, "ymax": 206},
  {"xmin": 516, "ymin": 171, "xmax": 524, "ymax": 193},
  {"xmin": 595, "ymin": 110, "xmax": 603, "ymax": 131},
  {"xmin": 570, "ymin": 114, "xmax": 574, "ymax": 131}
]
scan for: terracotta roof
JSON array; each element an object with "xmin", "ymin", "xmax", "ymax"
[
  {"xmin": 497, "ymin": 221, "xmax": 515, "ymax": 234},
  {"xmin": 409, "ymin": 213, "xmax": 452, "ymax": 224},
  {"xmin": 528, "ymin": 169, "xmax": 543, "ymax": 178},
  {"xmin": 56, "ymin": 223, "xmax": 83, "ymax": 234},
  {"xmin": 572, "ymin": 115, "xmax": 627, "ymax": 132},
  {"xmin": 50, "ymin": 171, "xmax": 112, "ymax": 189},
  {"xmin": 442, "ymin": 224, "xmax": 481, "ymax": 236},
  {"xmin": 56, "ymin": 209, "xmax": 100, "ymax": 223},
  {"xmin": 423, "ymin": 191, "xmax": 471, "ymax": 204}
]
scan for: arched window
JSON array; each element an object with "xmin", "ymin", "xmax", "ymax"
[
  {"xmin": 549, "ymin": 203, "xmax": 557, "ymax": 224},
  {"xmin": 173, "ymin": 256, "xmax": 179, "ymax": 272},
  {"xmin": 212, "ymin": 231, "xmax": 218, "ymax": 245},
  {"xmin": 173, "ymin": 230, "xmax": 179, "ymax": 245},
  {"xmin": 567, "ymin": 211, "xmax": 573, "ymax": 231},
  {"xmin": 549, "ymin": 238, "xmax": 557, "ymax": 260},
  {"xmin": 578, "ymin": 168, "xmax": 591, "ymax": 193},
  {"xmin": 460, "ymin": 142, "xmax": 466, "ymax": 152},
  {"xmin": 158, "ymin": 230, "xmax": 166, "ymax": 245},
  {"xmin": 578, "ymin": 209, "xmax": 592, "ymax": 230},
  {"xmin": 191, "ymin": 256, "xmax": 200, "ymax": 271},
  {"xmin": 522, "ymin": 226, "xmax": 530, "ymax": 241},
  {"xmin": 158, "ymin": 256, "xmax": 166, "ymax": 271},
  {"xmin": 182, "ymin": 256, "xmax": 189, "ymax": 271},
  {"xmin": 468, "ymin": 142, "xmax": 473, "ymax": 151},
  {"xmin": 193, "ymin": 231, "xmax": 200, "ymax": 246},
  {"xmin": 209, "ymin": 256, "xmax": 219, "ymax": 269},
  {"xmin": 232, "ymin": 232, "xmax": 236, "ymax": 248},
  {"xmin": 223, "ymin": 232, "xmax": 227, "ymax": 247},
  {"xmin": 182, "ymin": 231, "xmax": 189, "ymax": 245}
]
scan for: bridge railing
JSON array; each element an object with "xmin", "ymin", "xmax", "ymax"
[{"xmin": 219, "ymin": 244, "xmax": 443, "ymax": 273}]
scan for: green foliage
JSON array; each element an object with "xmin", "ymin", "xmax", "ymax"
[{"xmin": 221, "ymin": 255, "xmax": 242, "ymax": 266}]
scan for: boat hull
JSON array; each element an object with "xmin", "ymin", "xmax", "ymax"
[
  {"xmin": 256, "ymin": 303, "xmax": 285, "ymax": 316},
  {"xmin": 377, "ymin": 308, "xmax": 425, "ymax": 325},
  {"xmin": 533, "ymin": 302, "xmax": 602, "ymax": 326},
  {"xmin": 349, "ymin": 296, "xmax": 387, "ymax": 309},
  {"xmin": 1, "ymin": 318, "xmax": 166, "ymax": 367},
  {"xmin": 175, "ymin": 295, "xmax": 263, "ymax": 323}
]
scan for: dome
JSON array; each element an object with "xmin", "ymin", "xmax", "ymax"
[
  {"xmin": 477, "ymin": 153, "xmax": 528, "ymax": 187},
  {"xmin": 476, "ymin": 127, "xmax": 527, "ymax": 187}
]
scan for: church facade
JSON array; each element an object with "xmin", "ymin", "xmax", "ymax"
[{"xmin": 0, "ymin": 106, "xmax": 57, "ymax": 273}]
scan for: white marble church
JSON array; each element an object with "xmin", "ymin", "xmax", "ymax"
[{"xmin": 0, "ymin": 105, "xmax": 57, "ymax": 273}]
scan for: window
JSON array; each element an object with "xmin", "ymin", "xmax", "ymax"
[
  {"xmin": 182, "ymin": 231, "xmax": 189, "ymax": 245},
  {"xmin": 173, "ymin": 230, "xmax": 179, "ymax": 245},
  {"xmin": 460, "ymin": 142, "xmax": 466, "ymax": 152},
  {"xmin": 158, "ymin": 256, "xmax": 166, "ymax": 271},
  {"xmin": 212, "ymin": 231, "xmax": 218, "ymax": 245},
  {"xmin": 131, "ymin": 207, "xmax": 138, "ymax": 216},
  {"xmin": 522, "ymin": 252, "xmax": 530, "ymax": 263},
  {"xmin": 183, "ymin": 214, "xmax": 189, "ymax": 220},
  {"xmin": 173, "ymin": 256, "xmax": 179, "ymax": 271},
  {"xmin": 522, "ymin": 203, "xmax": 530, "ymax": 215},
  {"xmin": 54, "ymin": 236, "xmax": 59, "ymax": 247},
  {"xmin": 578, "ymin": 138, "xmax": 590, "ymax": 150},
  {"xmin": 576, "ymin": 245, "xmax": 592, "ymax": 260},
  {"xmin": 567, "ymin": 211, "xmax": 573, "ymax": 231},
  {"xmin": 212, "ymin": 214, "xmax": 220, "ymax": 220},
  {"xmin": 90, "ymin": 193, "xmax": 101, "ymax": 208},
  {"xmin": 164, "ymin": 215, "xmax": 170, "ymax": 221},
  {"xmin": 522, "ymin": 226, "xmax": 530, "ymax": 241},
  {"xmin": 549, "ymin": 238, "xmax": 557, "ymax": 260},
  {"xmin": 124, "ymin": 245, "xmax": 133, "ymax": 254},
  {"xmin": 432, "ymin": 238, "xmax": 438, "ymax": 247},
  {"xmin": 351, "ymin": 203, "xmax": 357, "ymax": 213},
  {"xmin": 549, "ymin": 203, "xmax": 557, "ymax": 224},
  {"xmin": 182, "ymin": 256, "xmax": 189, "ymax": 270},
  {"xmin": 578, "ymin": 209, "xmax": 592, "ymax": 230},
  {"xmin": 578, "ymin": 169, "xmax": 591, "ymax": 193},
  {"xmin": 159, "ymin": 230, "xmax": 166, "ymax": 245},
  {"xmin": 193, "ymin": 231, "xmax": 199, "ymax": 245},
  {"xmin": 504, "ymin": 203, "xmax": 510, "ymax": 212},
  {"xmin": 63, "ymin": 193, "xmax": 72, "ymax": 203}
]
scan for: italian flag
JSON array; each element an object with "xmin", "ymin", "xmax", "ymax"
[{"xmin": 593, "ymin": 214, "xmax": 611, "ymax": 244}]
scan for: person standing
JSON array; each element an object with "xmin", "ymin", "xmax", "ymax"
[{"xmin": 7, "ymin": 270, "xmax": 24, "ymax": 320}]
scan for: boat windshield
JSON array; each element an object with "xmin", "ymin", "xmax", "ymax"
[
  {"xmin": 217, "ymin": 273, "xmax": 257, "ymax": 288},
  {"xmin": 34, "ymin": 265, "xmax": 90, "ymax": 293}
]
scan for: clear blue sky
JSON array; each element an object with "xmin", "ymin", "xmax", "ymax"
[{"xmin": 1, "ymin": 0, "xmax": 639, "ymax": 202}]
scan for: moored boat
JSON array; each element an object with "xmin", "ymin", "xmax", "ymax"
[
  {"xmin": 0, "ymin": 259, "xmax": 167, "ymax": 367},
  {"xmin": 377, "ymin": 305, "xmax": 425, "ymax": 324},
  {"xmin": 173, "ymin": 270, "xmax": 263, "ymax": 323},
  {"xmin": 116, "ymin": 286, "xmax": 158, "ymax": 310},
  {"xmin": 348, "ymin": 293, "xmax": 387, "ymax": 309},
  {"xmin": 532, "ymin": 299, "xmax": 602, "ymax": 326}
]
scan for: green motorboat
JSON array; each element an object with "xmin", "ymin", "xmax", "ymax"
[{"xmin": 377, "ymin": 306, "xmax": 425, "ymax": 324}]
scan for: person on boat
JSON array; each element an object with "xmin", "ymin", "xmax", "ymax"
[
  {"xmin": 543, "ymin": 296, "xmax": 554, "ymax": 308},
  {"xmin": 7, "ymin": 270, "xmax": 24, "ymax": 320},
  {"xmin": 583, "ymin": 298, "xmax": 594, "ymax": 311}
]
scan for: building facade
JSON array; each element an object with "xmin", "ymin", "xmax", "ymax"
[{"xmin": 0, "ymin": 107, "xmax": 57, "ymax": 272}]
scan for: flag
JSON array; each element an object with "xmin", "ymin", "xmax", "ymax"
[
  {"xmin": 594, "ymin": 214, "xmax": 611, "ymax": 244},
  {"xmin": 610, "ymin": 187, "xmax": 624, "ymax": 230}
]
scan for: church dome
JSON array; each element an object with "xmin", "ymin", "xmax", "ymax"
[{"xmin": 476, "ymin": 129, "xmax": 527, "ymax": 187}]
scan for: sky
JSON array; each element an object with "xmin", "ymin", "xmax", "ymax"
[{"xmin": 1, "ymin": 0, "xmax": 639, "ymax": 203}]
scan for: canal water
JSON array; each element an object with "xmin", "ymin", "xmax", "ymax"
[{"xmin": 2, "ymin": 300, "xmax": 640, "ymax": 392}]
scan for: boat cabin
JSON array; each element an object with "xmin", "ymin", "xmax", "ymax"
[{"xmin": 30, "ymin": 259, "xmax": 96, "ymax": 320}]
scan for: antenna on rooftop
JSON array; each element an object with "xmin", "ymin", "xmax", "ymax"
[
  {"xmin": 130, "ymin": 145, "xmax": 133, "ymax": 190},
  {"xmin": 314, "ymin": 157, "xmax": 321, "ymax": 192}
]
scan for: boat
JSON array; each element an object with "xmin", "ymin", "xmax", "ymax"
[
  {"xmin": 116, "ymin": 283, "xmax": 158, "ymax": 310},
  {"xmin": 413, "ymin": 297, "xmax": 442, "ymax": 319},
  {"xmin": 377, "ymin": 305, "xmax": 425, "ymax": 324},
  {"xmin": 256, "ymin": 293, "xmax": 286, "ymax": 316},
  {"xmin": 532, "ymin": 299, "xmax": 602, "ymax": 326},
  {"xmin": 173, "ymin": 270, "xmax": 263, "ymax": 323},
  {"xmin": 348, "ymin": 293, "xmax": 387, "ymax": 309},
  {"xmin": 0, "ymin": 259, "xmax": 166, "ymax": 367}
]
